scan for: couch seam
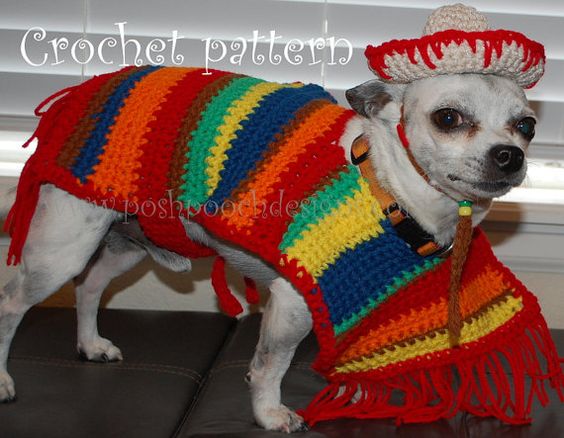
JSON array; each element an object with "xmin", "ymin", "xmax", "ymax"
[
  {"xmin": 10, "ymin": 355, "xmax": 202, "ymax": 381},
  {"xmin": 171, "ymin": 317, "xmax": 239, "ymax": 438},
  {"xmin": 212, "ymin": 360, "xmax": 315, "ymax": 373}
]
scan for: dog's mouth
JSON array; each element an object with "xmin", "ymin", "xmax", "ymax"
[{"xmin": 447, "ymin": 174, "xmax": 513, "ymax": 195}]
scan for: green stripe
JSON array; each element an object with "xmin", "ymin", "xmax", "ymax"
[
  {"xmin": 279, "ymin": 165, "xmax": 361, "ymax": 252},
  {"xmin": 178, "ymin": 76, "xmax": 264, "ymax": 209},
  {"xmin": 333, "ymin": 257, "xmax": 444, "ymax": 336}
]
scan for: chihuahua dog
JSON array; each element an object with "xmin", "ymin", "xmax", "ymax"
[{"xmin": 0, "ymin": 72, "xmax": 535, "ymax": 432}]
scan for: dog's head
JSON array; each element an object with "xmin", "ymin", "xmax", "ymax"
[{"xmin": 346, "ymin": 73, "xmax": 535, "ymax": 201}]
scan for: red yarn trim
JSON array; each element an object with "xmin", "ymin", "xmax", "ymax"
[
  {"xmin": 300, "ymin": 306, "xmax": 563, "ymax": 425},
  {"xmin": 3, "ymin": 157, "xmax": 41, "ymax": 265},
  {"xmin": 396, "ymin": 123, "xmax": 410, "ymax": 149},
  {"xmin": 137, "ymin": 210, "xmax": 215, "ymax": 259},
  {"xmin": 34, "ymin": 84, "xmax": 80, "ymax": 116},
  {"xmin": 211, "ymin": 256, "xmax": 243, "ymax": 317},
  {"xmin": 365, "ymin": 29, "xmax": 545, "ymax": 88},
  {"xmin": 244, "ymin": 277, "xmax": 260, "ymax": 305}
]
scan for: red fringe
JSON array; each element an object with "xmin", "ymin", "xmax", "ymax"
[
  {"xmin": 300, "ymin": 316, "xmax": 563, "ymax": 426},
  {"xmin": 396, "ymin": 123, "xmax": 410, "ymax": 149},
  {"xmin": 3, "ymin": 158, "xmax": 41, "ymax": 265},
  {"xmin": 244, "ymin": 277, "xmax": 260, "ymax": 305},
  {"xmin": 5, "ymin": 85, "xmax": 78, "ymax": 265},
  {"xmin": 210, "ymin": 256, "xmax": 243, "ymax": 317}
]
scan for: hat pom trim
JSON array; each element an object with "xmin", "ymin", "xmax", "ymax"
[{"xmin": 365, "ymin": 29, "xmax": 545, "ymax": 89}]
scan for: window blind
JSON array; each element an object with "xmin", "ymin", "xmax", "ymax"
[{"xmin": 1, "ymin": 0, "xmax": 563, "ymax": 197}]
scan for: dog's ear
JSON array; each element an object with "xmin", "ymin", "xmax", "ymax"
[{"xmin": 346, "ymin": 80, "xmax": 404, "ymax": 118}]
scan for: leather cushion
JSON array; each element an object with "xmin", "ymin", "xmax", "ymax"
[
  {"xmin": 1, "ymin": 308, "xmax": 562, "ymax": 437},
  {"xmin": 178, "ymin": 313, "xmax": 564, "ymax": 438},
  {"xmin": 0, "ymin": 307, "xmax": 235, "ymax": 438}
]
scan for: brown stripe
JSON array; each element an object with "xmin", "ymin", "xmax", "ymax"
[
  {"xmin": 56, "ymin": 66, "xmax": 149, "ymax": 169},
  {"xmin": 167, "ymin": 73, "xmax": 243, "ymax": 198},
  {"xmin": 229, "ymin": 99, "xmax": 333, "ymax": 202},
  {"xmin": 368, "ymin": 291, "xmax": 514, "ymax": 354}
]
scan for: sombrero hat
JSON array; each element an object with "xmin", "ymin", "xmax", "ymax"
[{"xmin": 365, "ymin": 3, "xmax": 545, "ymax": 89}]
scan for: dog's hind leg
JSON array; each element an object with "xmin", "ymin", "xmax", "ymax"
[
  {"xmin": 74, "ymin": 231, "xmax": 146, "ymax": 362},
  {"xmin": 75, "ymin": 218, "xmax": 192, "ymax": 362},
  {"xmin": 248, "ymin": 277, "xmax": 312, "ymax": 433},
  {"xmin": 0, "ymin": 185, "xmax": 117, "ymax": 401}
]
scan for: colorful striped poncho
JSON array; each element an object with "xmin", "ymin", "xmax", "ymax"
[{"xmin": 5, "ymin": 66, "xmax": 563, "ymax": 426}]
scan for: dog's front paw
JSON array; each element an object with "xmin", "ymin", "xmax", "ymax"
[
  {"xmin": 255, "ymin": 405, "xmax": 308, "ymax": 433},
  {"xmin": 0, "ymin": 371, "xmax": 16, "ymax": 402},
  {"xmin": 78, "ymin": 337, "xmax": 123, "ymax": 362}
]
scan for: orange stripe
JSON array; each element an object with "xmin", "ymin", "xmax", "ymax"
[
  {"xmin": 226, "ymin": 103, "xmax": 347, "ymax": 228},
  {"xmin": 337, "ymin": 266, "xmax": 509, "ymax": 365},
  {"xmin": 89, "ymin": 68, "xmax": 193, "ymax": 198}
]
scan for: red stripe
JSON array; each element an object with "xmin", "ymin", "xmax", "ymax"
[
  {"xmin": 132, "ymin": 68, "xmax": 224, "ymax": 259},
  {"xmin": 136, "ymin": 68, "xmax": 208, "ymax": 201}
]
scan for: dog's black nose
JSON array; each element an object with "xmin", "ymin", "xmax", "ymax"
[{"xmin": 489, "ymin": 145, "xmax": 524, "ymax": 173}]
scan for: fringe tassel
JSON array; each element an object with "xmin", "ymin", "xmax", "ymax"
[
  {"xmin": 244, "ymin": 277, "xmax": 260, "ymax": 305},
  {"xmin": 448, "ymin": 214, "xmax": 473, "ymax": 346},
  {"xmin": 33, "ymin": 85, "xmax": 79, "ymax": 117},
  {"xmin": 211, "ymin": 256, "xmax": 244, "ymax": 317},
  {"xmin": 4, "ymin": 158, "xmax": 41, "ymax": 266},
  {"xmin": 300, "ymin": 318, "xmax": 563, "ymax": 426},
  {"xmin": 4, "ymin": 85, "xmax": 79, "ymax": 266}
]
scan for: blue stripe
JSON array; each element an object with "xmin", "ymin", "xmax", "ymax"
[
  {"xmin": 71, "ymin": 65, "xmax": 161, "ymax": 182},
  {"xmin": 317, "ymin": 221, "xmax": 426, "ymax": 326},
  {"xmin": 205, "ymin": 84, "xmax": 336, "ymax": 209}
]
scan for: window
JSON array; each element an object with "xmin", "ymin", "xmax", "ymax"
[{"xmin": 1, "ymin": 0, "xmax": 564, "ymax": 204}]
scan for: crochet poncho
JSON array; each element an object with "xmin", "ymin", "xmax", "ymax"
[{"xmin": 6, "ymin": 66, "xmax": 563, "ymax": 425}]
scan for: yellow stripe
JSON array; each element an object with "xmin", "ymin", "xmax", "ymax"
[
  {"xmin": 334, "ymin": 294, "xmax": 523, "ymax": 374},
  {"xmin": 285, "ymin": 178, "xmax": 385, "ymax": 279},
  {"xmin": 205, "ymin": 81, "xmax": 301, "ymax": 196}
]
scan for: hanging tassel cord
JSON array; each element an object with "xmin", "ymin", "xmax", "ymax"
[
  {"xmin": 4, "ymin": 85, "xmax": 79, "ymax": 266},
  {"xmin": 210, "ymin": 257, "xmax": 262, "ymax": 316},
  {"xmin": 447, "ymin": 201, "xmax": 474, "ymax": 346},
  {"xmin": 300, "ymin": 315, "xmax": 562, "ymax": 426},
  {"xmin": 244, "ymin": 276, "xmax": 260, "ymax": 305},
  {"xmin": 3, "ymin": 160, "xmax": 41, "ymax": 265},
  {"xmin": 22, "ymin": 85, "xmax": 78, "ymax": 148},
  {"xmin": 211, "ymin": 256, "xmax": 244, "ymax": 317}
]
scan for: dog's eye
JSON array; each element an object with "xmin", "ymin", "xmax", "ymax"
[
  {"xmin": 432, "ymin": 108, "xmax": 463, "ymax": 130},
  {"xmin": 516, "ymin": 117, "xmax": 536, "ymax": 141}
]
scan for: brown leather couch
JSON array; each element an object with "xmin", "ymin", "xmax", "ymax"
[{"xmin": 1, "ymin": 307, "xmax": 562, "ymax": 437}]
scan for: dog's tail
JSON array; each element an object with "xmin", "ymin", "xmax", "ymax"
[{"xmin": 0, "ymin": 186, "xmax": 17, "ymax": 220}]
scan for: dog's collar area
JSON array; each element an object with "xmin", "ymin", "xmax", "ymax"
[{"xmin": 350, "ymin": 135, "xmax": 451, "ymax": 258}]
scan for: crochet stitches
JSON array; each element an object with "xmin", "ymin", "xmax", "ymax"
[
  {"xmin": 365, "ymin": 4, "xmax": 545, "ymax": 88},
  {"xmin": 5, "ymin": 66, "xmax": 563, "ymax": 426}
]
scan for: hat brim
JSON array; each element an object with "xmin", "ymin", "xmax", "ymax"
[{"xmin": 365, "ymin": 29, "xmax": 545, "ymax": 89}]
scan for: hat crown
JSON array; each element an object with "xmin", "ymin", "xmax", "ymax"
[{"xmin": 423, "ymin": 3, "xmax": 489, "ymax": 35}]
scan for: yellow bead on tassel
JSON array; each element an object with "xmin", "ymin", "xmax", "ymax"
[{"xmin": 458, "ymin": 200, "xmax": 473, "ymax": 217}]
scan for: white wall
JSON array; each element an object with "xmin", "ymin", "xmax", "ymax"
[{"xmin": 0, "ymin": 240, "xmax": 266, "ymax": 314}]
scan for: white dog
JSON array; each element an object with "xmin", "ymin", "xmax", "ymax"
[
  {"xmin": 1, "ymin": 2, "xmax": 547, "ymax": 432},
  {"xmin": 0, "ymin": 71, "xmax": 535, "ymax": 432}
]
